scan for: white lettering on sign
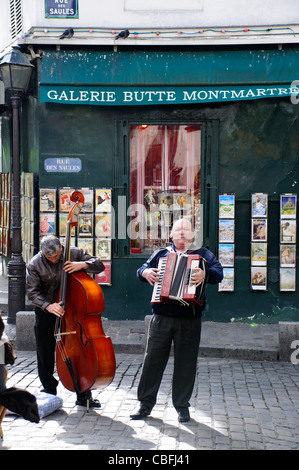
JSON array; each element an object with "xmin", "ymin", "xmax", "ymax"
[
  {"xmin": 44, "ymin": 157, "xmax": 81, "ymax": 173},
  {"xmin": 44, "ymin": 85, "xmax": 299, "ymax": 105}
]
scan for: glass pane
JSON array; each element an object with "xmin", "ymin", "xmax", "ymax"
[{"xmin": 129, "ymin": 124, "xmax": 201, "ymax": 254}]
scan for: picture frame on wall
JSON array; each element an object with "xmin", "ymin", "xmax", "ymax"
[
  {"xmin": 40, "ymin": 188, "xmax": 56, "ymax": 212},
  {"xmin": 280, "ymin": 194, "xmax": 297, "ymax": 219},
  {"xmin": 251, "ymin": 193, "xmax": 268, "ymax": 218},
  {"xmin": 280, "ymin": 219, "xmax": 296, "ymax": 244},
  {"xmin": 218, "ymin": 243, "xmax": 234, "ymax": 267},
  {"xmin": 251, "ymin": 242, "xmax": 268, "ymax": 266},
  {"xmin": 95, "ymin": 261, "xmax": 112, "ymax": 286},
  {"xmin": 218, "ymin": 219, "xmax": 235, "ymax": 243},
  {"xmin": 95, "ymin": 238, "xmax": 111, "ymax": 261},
  {"xmin": 280, "ymin": 244, "xmax": 296, "ymax": 267},
  {"xmin": 40, "ymin": 213, "xmax": 56, "ymax": 236},
  {"xmin": 251, "ymin": 267, "xmax": 267, "ymax": 291},
  {"xmin": 78, "ymin": 213, "xmax": 93, "ymax": 237},
  {"xmin": 77, "ymin": 237, "xmax": 94, "ymax": 255},
  {"xmin": 95, "ymin": 214, "xmax": 112, "ymax": 237},
  {"xmin": 280, "ymin": 268, "xmax": 296, "ymax": 291},
  {"xmin": 219, "ymin": 193, "xmax": 235, "ymax": 219},
  {"xmin": 251, "ymin": 218, "xmax": 267, "ymax": 242},
  {"xmin": 59, "ymin": 188, "xmax": 75, "ymax": 212},
  {"xmin": 59, "ymin": 213, "xmax": 76, "ymax": 237},
  {"xmin": 79, "ymin": 187, "xmax": 94, "ymax": 213},
  {"xmin": 95, "ymin": 189, "xmax": 112, "ymax": 213},
  {"xmin": 218, "ymin": 268, "xmax": 234, "ymax": 292}
]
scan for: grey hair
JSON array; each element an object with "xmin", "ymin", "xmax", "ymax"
[{"xmin": 41, "ymin": 235, "xmax": 61, "ymax": 256}]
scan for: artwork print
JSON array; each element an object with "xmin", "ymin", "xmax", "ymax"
[
  {"xmin": 219, "ymin": 194, "xmax": 235, "ymax": 219},
  {"xmin": 280, "ymin": 194, "xmax": 297, "ymax": 219},
  {"xmin": 251, "ymin": 193, "xmax": 268, "ymax": 217}
]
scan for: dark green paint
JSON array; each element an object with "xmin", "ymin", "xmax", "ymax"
[
  {"xmin": 2, "ymin": 47, "xmax": 298, "ymax": 322},
  {"xmin": 37, "ymin": 96, "xmax": 298, "ymax": 323},
  {"xmin": 40, "ymin": 48, "xmax": 299, "ymax": 86}
]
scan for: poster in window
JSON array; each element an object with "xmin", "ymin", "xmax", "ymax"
[
  {"xmin": 95, "ymin": 189, "xmax": 112, "ymax": 213},
  {"xmin": 158, "ymin": 193, "xmax": 173, "ymax": 211},
  {"xmin": 280, "ymin": 268, "xmax": 296, "ymax": 291},
  {"xmin": 160, "ymin": 211, "xmax": 172, "ymax": 227},
  {"xmin": 40, "ymin": 188, "xmax": 56, "ymax": 212},
  {"xmin": 95, "ymin": 238, "xmax": 111, "ymax": 261},
  {"xmin": 251, "ymin": 242, "xmax": 267, "ymax": 266},
  {"xmin": 40, "ymin": 213, "xmax": 56, "ymax": 236},
  {"xmin": 218, "ymin": 219, "xmax": 234, "ymax": 243},
  {"xmin": 172, "ymin": 193, "xmax": 192, "ymax": 211},
  {"xmin": 218, "ymin": 268, "xmax": 234, "ymax": 292},
  {"xmin": 251, "ymin": 267, "xmax": 267, "ymax": 291},
  {"xmin": 280, "ymin": 194, "xmax": 297, "ymax": 219},
  {"xmin": 218, "ymin": 244, "xmax": 234, "ymax": 267},
  {"xmin": 251, "ymin": 218, "xmax": 267, "ymax": 242},
  {"xmin": 280, "ymin": 219, "xmax": 296, "ymax": 244},
  {"xmin": 251, "ymin": 193, "xmax": 268, "ymax": 218},
  {"xmin": 280, "ymin": 245, "xmax": 296, "ymax": 267},
  {"xmin": 95, "ymin": 262, "xmax": 112, "ymax": 286},
  {"xmin": 146, "ymin": 211, "xmax": 161, "ymax": 226},
  {"xmin": 78, "ymin": 213, "xmax": 93, "ymax": 237},
  {"xmin": 95, "ymin": 214, "xmax": 112, "ymax": 237},
  {"xmin": 219, "ymin": 194, "xmax": 235, "ymax": 219},
  {"xmin": 144, "ymin": 187, "xmax": 158, "ymax": 210},
  {"xmin": 59, "ymin": 188, "xmax": 75, "ymax": 212}
]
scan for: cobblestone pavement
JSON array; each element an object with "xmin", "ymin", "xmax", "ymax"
[{"xmin": 1, "ymin": 351, "xmax": 299, "ymax": 451}]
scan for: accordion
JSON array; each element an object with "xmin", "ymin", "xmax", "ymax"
[{"xmin": 151, "ymin": 252, "xmax": 207, "ymax": 307}]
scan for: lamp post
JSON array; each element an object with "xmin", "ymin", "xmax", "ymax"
[{"xmin": 0, "ymin": 45, "xmax": 34, "ymax": 324}]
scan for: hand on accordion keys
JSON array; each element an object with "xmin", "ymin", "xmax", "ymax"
[
  {"xmin": 142, "ymin": 268, "xmax": 160, "ymax": 286},
  {"xmin": 190, "ymin": 267, "xmax": 205, "ymax": 287}
]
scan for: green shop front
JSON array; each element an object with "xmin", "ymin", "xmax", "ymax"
[{"xmin": 4, "ymin": 45, "xmax": 299, "ymax": 323}]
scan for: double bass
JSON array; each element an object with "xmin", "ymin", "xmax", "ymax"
[{"xmin": 54, "ymin": 191, "xmax": 115, "ymax": 402}]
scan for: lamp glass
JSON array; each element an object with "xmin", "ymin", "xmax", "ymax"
[{"xmin": 0, "ymin": 46, "xmax": 34, "ymax": 93}]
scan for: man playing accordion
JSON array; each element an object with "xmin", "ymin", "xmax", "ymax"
[{"xmin": 131, "ymin": 218, "xmax": 223, "ymax": 423}]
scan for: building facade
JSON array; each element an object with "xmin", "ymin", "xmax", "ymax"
[{"xmin": 0, "ymin": 0, "xmax": 298, "ymax": 322}]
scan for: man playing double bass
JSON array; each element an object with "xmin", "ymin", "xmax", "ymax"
[{"xmin": 26, "ymin": 235, "xmax": 105, "ymax": 407}]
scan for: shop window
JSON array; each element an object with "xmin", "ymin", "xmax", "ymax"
[{"xmin": 129, "ymin": 124, "xmax": 202, "ymax": 254}]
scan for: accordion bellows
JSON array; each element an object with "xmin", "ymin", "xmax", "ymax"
[{"xmin": 151, "ymin": 252, "xmax": 207, "ymax": 307}]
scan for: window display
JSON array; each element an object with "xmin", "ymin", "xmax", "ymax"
[{"xmin": 129, "ymin": 125, "xmax": 202, "ymax": 253}]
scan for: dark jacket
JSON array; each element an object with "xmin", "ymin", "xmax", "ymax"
[
  {"xmin": 137, "ymin": 244, "xmax": 223, "ymax": 318},
  {"xmin": 26, "ymin": 246, "xmax": 105, "ymax": 311}
]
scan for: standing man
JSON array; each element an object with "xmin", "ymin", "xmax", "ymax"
[
  {"xmin": 26, "ymin": 235, "xmax": 105, "ymax": 407},
  {"xmin": 131, "ymin": 218, "xmax": 223, "ymax": 423}
]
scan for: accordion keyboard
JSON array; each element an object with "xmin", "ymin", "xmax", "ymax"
[{"xmin": 150, "ymin": 257, "xmax": 167, "ymax": 303}]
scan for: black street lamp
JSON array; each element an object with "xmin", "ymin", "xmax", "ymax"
[{"xmin": 0, "ymin": 45, "xmax": 34, "ymax": 324}]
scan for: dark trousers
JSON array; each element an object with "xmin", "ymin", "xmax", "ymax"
[
  {"xmin": 34, "ymin": 307, "xmax": 58, "ymax": 395},
  {"xmin": 137, "ymin": 313, "xmax": 201, "ymax": 411}
]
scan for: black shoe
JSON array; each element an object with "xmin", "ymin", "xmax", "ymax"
[
  {"xmin": 76, "ymin": 393, "xmax": 101, "ymax": 408},
  {"xmin": 130, "ymin": 405, "xmax": 151, "ymax": 420},
  {"xmin": 177, "ymin": 408, "xmax": 190, "ymax": 423}
]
